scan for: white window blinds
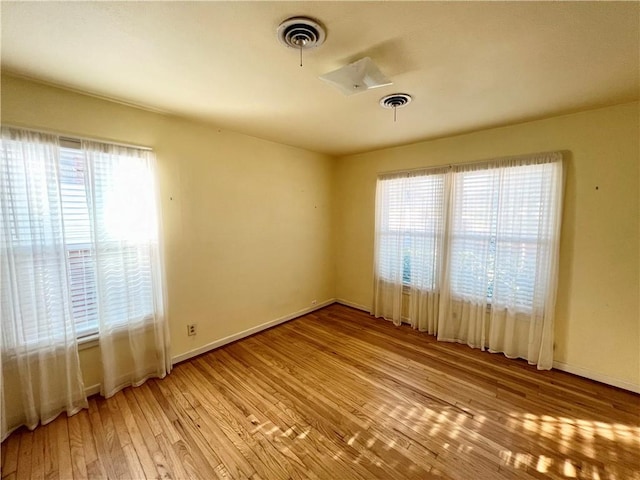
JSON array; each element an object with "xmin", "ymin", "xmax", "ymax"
[
  {"xmin": 449, "ymin": 161, "xmax": 560, "ymax": 310},
  {"xmin": 375, "ymin": 170, "xmax": 447, "ymax": 291},
  {"xmin": 84, "ymin": 143, "xmax": 157, "ymax": 333},
  {"xmin": 1, "ymin": 130, "xmax": 160, "ymax": 342},
  {"xmin": 59, "ymin": 144, "xmax": 98, "ymax": 337},
  {"xmin": 1, "ymin": 130, "xmax": 74, "ymax": 347}
]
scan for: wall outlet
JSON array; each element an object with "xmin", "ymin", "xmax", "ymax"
[
  {"xmin": 311, "ymin": 299, "xmax": 317, "ymax": 306},
  {"xmin": 187, "ymin": 324, "xmax": 197, "ymax": 336}
]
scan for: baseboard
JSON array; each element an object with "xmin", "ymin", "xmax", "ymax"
[
  {"xmin": 84, "ymin": 302, "xmax": 640, "ymax": 396},
  {"xmin": 171, "ymin": 298, "xmax": 337, "ymax": 365},
  {"xmin": 84, "ymin": 383, "xmax": 101, "ymax": 397},
  {"xmin": 336, "ymin": 298, "xmax": 370, "ymax": 312},
  {"xmin": 552, "ymin": 361, "xmax": 639, "ymax": 394}
]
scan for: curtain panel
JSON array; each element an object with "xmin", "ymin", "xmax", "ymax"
[
  {"xmin": 0, "ymin": 127, "xmax": 170, "ymax": 441},
  {"xmin": 1, "ymin": 128, "xmax": 87, "ymax": 441},
  {"xmin": 372, "ymin": 153, "xmax": 563, "ymax": 369},
  {"xmin": 372, "ymin": 167, "xmax": 449, "ymax": 334},
  {"xmin": 81, "ymin": 140, "xmax": 171, "ymax": 397}
]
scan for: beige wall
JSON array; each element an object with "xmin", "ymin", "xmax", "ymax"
[
  {"xmin": 1, "ymin": 75, "xmax": 336, "ymax": 388},
  {"xmin": 334, "ymin": 102, "xmax": 640, "ymax": 390},
  {"xmin": 3, "ymin": 75, "xmax": 638, "ymax": 392}
]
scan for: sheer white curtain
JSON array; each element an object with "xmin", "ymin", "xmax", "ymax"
[
  {"xmin": 372, "ymin": 168, "xmax": 448, "ymax": 333},
  {"xmin": 438, "ymin": 154, "xmax": 563, "ymax": 368},
  {"xmin": 82, "ymin": 141, "xmax": 170, "ymax": 397},
  {"xmin": 437, "ymin": 166, "xmax": 495, "ymax": 348},
  {"xmin": 373, "ymin": 153, "xmax": 563, "ymax": 369},
  {"xmin": 1, "ymin": 127, "xmax": 87, "ymax": 441}
]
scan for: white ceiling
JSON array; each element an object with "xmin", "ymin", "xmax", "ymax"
[{"xmin": 2, "ymin": 1, "xmax": 639, "ymax": 156}]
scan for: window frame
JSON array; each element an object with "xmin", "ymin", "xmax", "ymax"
[{"xmin": 374, "ymin": 154, "xmax": 562, "ymax": 314}]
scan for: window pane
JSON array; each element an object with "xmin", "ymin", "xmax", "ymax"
[
  {"xmin": 376, "ymin": 173, "xmax": 445, "ymax": 290},
  {"xmin": 448, "ymin": 163, "xmax": 555, "ymax": 309},
  {"xmin": 85, "ymin": 145, "xmax": 158, "ymax": 331},
  {"xmin": 2, "ymin": 137, "xmax": 158, "ymax": 342},
  {"xmin": 59, "ymin": 146, "xmax": 98, "ymax": 337},
  {"xmin": 492, "ymin": 162, "xmax": 554, "ymax": 309},
  {"xmin": 449, "ymin": 169, "xmax": 498, "ymax": 300}
]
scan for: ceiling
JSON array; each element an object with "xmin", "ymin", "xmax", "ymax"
[{"xmin": 2, "ymin": 1, "xmax": 639, "ymax": 156}]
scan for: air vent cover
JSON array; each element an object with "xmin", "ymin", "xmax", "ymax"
[
  {"xmin": 380, "ymin": 93, "xmax": 412, "ymax": 122},
  {"xmin": 277, "ymin": 17, "xmax": 326, "ymax": 49},
  {"xmin": 379, "ymin": 93, "xmax": 412, "ymax": 109}
]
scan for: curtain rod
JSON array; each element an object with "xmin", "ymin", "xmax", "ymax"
[
  {"xmin": 2, "ymin": 123, "xmax": 153, "ymax": 151},
  {"xmin": 377, "ymin": 151, "xmax": 562, "ymax": 177}
]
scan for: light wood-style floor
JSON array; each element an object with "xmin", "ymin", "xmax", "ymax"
[{"xmin": 2, "ymin": 304, "xmax": 639, "ymax": 479}]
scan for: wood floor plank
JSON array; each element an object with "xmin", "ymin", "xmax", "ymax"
[
  {"xmin": 67, "ymin": 414, "xmax": 87, "ymax": 480},
  {"xmin": 29, "ymin": 423, "xmax": 45, "ymax": 480},
  {"xmin": 155, "ymin": 432, "xmax": 193, "ymax": 480},
  {"xmin": 53, "ymin": 416, "xmax": 72, "ymax": 480},
  {"xmin": 2, "ymin": 304, "xmax": 639, "ymax": 479},
  {"xmin": 0, "ymin": 431, "xmax": 19, "ymax": 479},
  {"xmin": 122, "ymin": 386, "xmax": 171, "ymax": 479},
  {"xmin": 14, "ymin": 431, "xmax": 32, "ymax": 480},
  {"xmin": 87, "ymin": 398, "xmax": 119, "ymax": 480},
  {"xmin": 84, "ymin": 459, "xmax": 107, "ymax": 480},
  {"xmin": 119, "ymin": 443, "xmax": 146, "ymax": 480},
  {"xmin": 260, "ymin": 329, "xmax": 504, "ymax": 475},
  {"xmin": 43, "ymin": 420, "xmax": 59, "ymax": 480},
  {"xmin": 76, "ymin": 411, "xmax": 98, "ymax": 468},
  {"xmin": 113, "ymin": 388, "xmax": 160, "ymax": 479}
]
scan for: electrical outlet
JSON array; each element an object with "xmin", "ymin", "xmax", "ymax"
[
  {"xmin": 187, "ymin": 324, "xmax": 197, "ymax": 336},
  {"xmin": 311, "ymin": 299, "xmax": 317, "ymax": 306}
]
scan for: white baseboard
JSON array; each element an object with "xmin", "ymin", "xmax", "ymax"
[
  {"xmin": 85, "ymin": 383, "xmax": 101, "ymax": 397},
  {"xmin": 336, "ymin": 298, "xmax": 370, "ymax": 312},
  {"xmin": 552, "ymin": 361, "xmax": 639, "ymax": 394},
  {"xmin": 86, "ymin": 298, "xmax": 638, "ymax": 395},
  {"xmin": 171, "ymin": 298, "xmax": 336, "ymax": 365}
]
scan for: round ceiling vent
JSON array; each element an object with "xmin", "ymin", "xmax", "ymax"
[
  {"xmin": 379, "ymin": 93, "xmax": 412, "ymax": 109},
  {"xmin": 277, "ymin": 17, "xmax": 326, "ymax": 50}
]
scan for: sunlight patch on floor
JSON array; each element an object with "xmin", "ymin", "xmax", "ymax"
[
  {"xmin": 496, "ymin": 412, "xmax": 640, "ymax": 479},
  {"xmin": 275, "ymin": 400, "xmax": 638, "ymax": 479},
  {"xmin": 536, "ymin": 454, "xmax": 552, "ymax": 473}
]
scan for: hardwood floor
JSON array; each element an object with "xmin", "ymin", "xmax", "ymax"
[{"xmin": 2, "ymin": 304, "xmax": 639, "ymax": 480}]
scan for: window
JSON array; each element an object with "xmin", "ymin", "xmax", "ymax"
[
  {"xmin": 58, "ymin": 143, "xmax": 156, "ymax": 338},
  {"xmin": 374, "ymin": 155, "xmax": 563, "ymax": 313},
  {"xmin": 1, "ymin": 131, "xmax": 158, "ymax": 343}
]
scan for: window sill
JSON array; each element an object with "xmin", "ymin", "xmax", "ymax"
[
  {"xmin": 76, "ymin": 314, "xmax": 156, "ymax": 351},
  {"xmin": 78, "ymin": 333, "xmax": 99, "ymax": 350}
]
